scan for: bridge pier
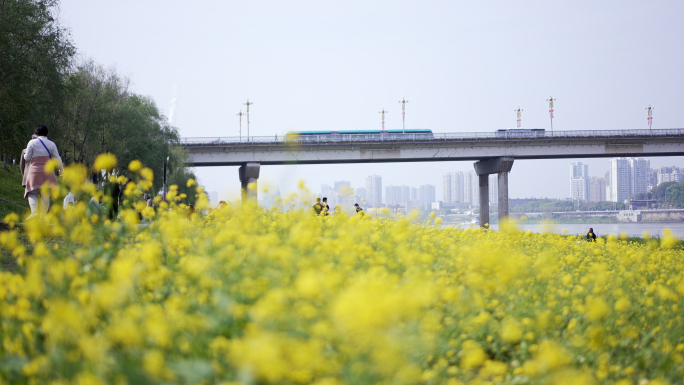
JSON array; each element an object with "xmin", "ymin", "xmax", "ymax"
[
  {"xmin": 239, "ymin": 162, "xmax": 260, "ymax": 204},
  {"xmin": 474, "ymin": 157, "xmax": 514, "ymax": 228}
]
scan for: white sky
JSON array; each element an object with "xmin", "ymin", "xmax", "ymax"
[{"xmin": 60, "ymin": 0, "xmax": 684, "ymax": 202}]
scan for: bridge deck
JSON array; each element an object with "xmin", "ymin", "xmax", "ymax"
[{"xmin": 181, "ymin": 129, "xmax": 684, "ymax": 166}]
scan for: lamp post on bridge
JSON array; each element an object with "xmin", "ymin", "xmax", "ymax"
[
  {"xmin": 546, "ymin": 95, "xmax": 556, "ymax": 131},
  {"xmin": 379, "ymin": 107, "xmax": 388, "ymax": 131},
  {"xmin": 515, "ymin": 106, "xmax": 523, "ymax": 128},
  {"xmin": 398, "ymin": 98, "xmax": 408, "ymax": 133},
  {"xmin": 243, "ymin": 99, "xmax": 253, "ymax": 140},
  {"xmin": 646, "ymin": 104, "xmax": 654, "ymax": 129},
  {"xmin": 236, "ymin": 110, "xmax": 244, "ymax": 141}
]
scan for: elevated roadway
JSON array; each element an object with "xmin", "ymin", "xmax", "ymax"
[
  {"xmin": 181, "ymin": 129, "xmax": 684, "ymax": 166},
  {"xmin": 180, "ymin": 129, "xmax": 684, "ymax": 227}
]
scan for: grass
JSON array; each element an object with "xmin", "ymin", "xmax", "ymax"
[
  {"xmin": 0, "ymin": 164, "xmax": 29, "ymax": 220},
  {"xmin": 0, "ymin": 164, "xmax": 29, "ymax": 273}
]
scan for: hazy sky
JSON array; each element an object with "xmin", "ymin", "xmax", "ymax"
[{"xmin": 60, "ymin": 0, "xmax": 684, "ymax": 202}]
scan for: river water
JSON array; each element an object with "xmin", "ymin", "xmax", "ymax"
[{"xmin": 486, "ymin": 222, "xmax": 684, "ymax": 238}]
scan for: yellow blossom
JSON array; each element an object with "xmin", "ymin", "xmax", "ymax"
[{"xmin": 93, "ymin": 153, "xmax": 117, "ymax": 172}]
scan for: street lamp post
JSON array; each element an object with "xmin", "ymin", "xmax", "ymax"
[
  {"xmin": 515, "ymin": 106, "xmax": 523, "ymax": 128},
  {"xmin": 378, "ymin": 107, "xmax": 388, "ymax": 131},
  {"xmin": 398, "ymin": 98, "xmax": 408, "ymax": 133},
  {"xmin": 243, "ymin": 99, "xmax": 253, "ymax": 140},
  {"xmin": 236, "ymin": 110, "xmax": 244, "ymax": 141},
  {"xmin": 646, "ymin": 104, "xmax": 654, "ymax": 129},
  {"xmin": 546, "ymin": 95, "xmax": 556, "ymax": 131}
]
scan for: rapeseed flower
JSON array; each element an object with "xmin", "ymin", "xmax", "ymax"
[
  {"xmin": 1, "ymin": 159, "xmax": 684, "ymax": 384},
  {"xmin": 92, "ymin": 153, "xmax": 117, "ymax": 172}
]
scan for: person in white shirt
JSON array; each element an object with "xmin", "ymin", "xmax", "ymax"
[
  {"xmin": 63, "ymin": 189, "xmax": 75, "ymax": 209},
  {"xmin": 23, "ymin": 125, "xmax": 63, "ymax": 218}
]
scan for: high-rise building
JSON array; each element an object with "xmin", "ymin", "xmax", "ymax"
[
  {"xmin": 570, "ymin": 162, "xmax": 590, "ymax": 202},
  {"xmin": 607, "ymin": 157, "xmax": 651, "ymax": 202},
  {"xmin": 589, "ymin": 177, "xmax": 606, "ymax": 202},
  {"xmin": 462, "ymin": 171, "xmax": 479, "ymax": 206},
  {"xmin": 488, "ymin": 174, "xmax": 498, "ymax": 205},
  {"xmin": 608, "ymin": 158, "xmax": 631, "ymax": 202},
  {"xmin": 443, "ymin": 173, "xmax": 453, "ymax": 203},
  {"xmin": 385, "ymin": 185, "xmax": 411, "ymax": 205},
  {"xmin": 333, "ymin": 180, "xmax": 354, "ymax": 209},
  {"xmin": 411, "ymin": 187, "xmax": 419, "ymax": 202},
  {"xmin": 365, "ymin": 175, "xmax": 382, "ymax": 207},
  {"xmin": 656, "ymin": 166, "xmax": 684, "ymax": 185},
  {"xmin": 419, "ymin": 184, "xmax": 436, "ymax": 209},
  {"xmin": 356, "ymin": 187, "xmax": 366, "ymax": 201},
  {"xmin": 629, "ymin": 158, "xmax": 650, "ymax": 195}
]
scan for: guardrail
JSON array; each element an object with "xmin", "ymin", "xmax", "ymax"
[{"xmin": 180, "ymin": 128, "xmax": 684, "ymax": 146}]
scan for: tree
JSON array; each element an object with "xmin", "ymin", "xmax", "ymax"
[
  {"xmin": 50, "ymin": 60, "xmax": 190, "ymax": 194},
  {"xmin": 0, "ymin": 0, "xmax": 75, "ymax": 165},
  {"xmin": 665, "ymin": 182, "xmax": 684, "ymax": 208},
  {"xmin": 165, "ymin": 146, "xmax": 198, "ymax": 205}
]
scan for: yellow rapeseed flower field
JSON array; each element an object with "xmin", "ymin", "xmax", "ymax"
[{"xmin": 1, "ymin": 160, "xmax": 684, "ymax": 384}]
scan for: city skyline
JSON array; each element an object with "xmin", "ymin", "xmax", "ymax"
[{"xmin": 59, "ymin": 1, "xmax": 684, "ymax": 201}]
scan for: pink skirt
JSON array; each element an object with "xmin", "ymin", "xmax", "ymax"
[{"xmin": 24, "ymin": 156, "xmax": 58, "ymax": 199}]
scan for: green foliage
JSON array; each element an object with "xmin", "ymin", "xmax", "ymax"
[
  {"xmin": 632, "ymin": 182, "xmax": 684, "ymax": 208},
  {"xmin": 1, "ymin": 1, "xmax": 195, "ymax": 195},
  {"xmin": 665, "ymin": 181, "xmax": 684, "ymax": 208},
  {"xmin": 0, "ymin": 164, "xmax": 28, "ymax": 219},
  {"xmin": 165, "ymin": 146, "xmax": 198, "ymax": 204},
  {"xmin": 0, "ymin": 0, "xmax": 75, "ymax": 161},
  {"xmin": 51, "ymin": 60, "xmax": 187, "ymax": 193}
]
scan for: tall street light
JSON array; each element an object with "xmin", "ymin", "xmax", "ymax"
[
  {"xmin": 243, "ymin": 99, "xmax": 253, "ymax": 140},
  {"xmin": 236, "ymin": 110, "xmax": 244, "ymax": 141},
  {"xmin": 398, "ymin": 97, "xmax": 409, "ymax": 133},
  {"xmin": 378, "ymin": 107, "xmax": 389, "ymax": 131},
  {"xmin": 646, "ymin": 104, "xmax": 654, "ymax": 129},
  {"xmin": 378, "ymin": 107, "xmax": 388, "ymax": 131},
  {"xmin": 514, "ymin": 106, "xmax": 523, "ymax": 128},
  {"xmin": 546, "ymin": 95, "xmax": 556, "ymax": 131}
]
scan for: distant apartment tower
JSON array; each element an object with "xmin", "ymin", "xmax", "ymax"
[
  {"xmin": 365, "ymin": 175, "xmax": 382, "ymax": 207},
  {"xmin": 570, "ymin": 162, "xmax": 590, "ymax": 201},
  {"xmin": 629, "ymin": 158, "xmax": 650, "ymax": 195},
  {"xmin": 488, "ymin": 174, "xmax": 498, "ymax": 205},
  {"xmin": 657, "ymin": 166, "xmax": 684, "ymax": 185},
  {"xmin": 334, "ymin": 180, "xmax": 354, "ymax": 209},
  {"xmin": 419, "ymin": 184, "xmax": 436, "ymax": 209},
  {"xmin": 443, "ymin": 171, "xmax": 482, "ymax": 206},
  {"xmin": 589, "ymin": 177, "xmax": 606, "ymax": 202},
  {"xmin": 385, "ymin": 185, "xmax": 411, "ymax": 205},
  {"xmin": 356, "ymin": 187, "xmax": 366, "ymax": 201},
  {"xmin": 442, "ymin": 172, "xmax": 464, "ymax": 203},
  {"xmin": 607, "ymin": 158, "xmax": 630, "ymax": 202}
]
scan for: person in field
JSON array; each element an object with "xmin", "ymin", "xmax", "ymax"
[
  {"xmin": 587, "ymin": 228, "xmax": 597, "ymax": 242},
  {"xmin": 23, "ymin": 125, "xmax": 63, "ymax": 219},
  {"xmin": 312, "ymin": 198, "xmax": 323, "ymax": 215}
]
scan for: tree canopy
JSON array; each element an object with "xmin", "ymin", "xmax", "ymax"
[
  {"xmin": 1, "ymin": 0, "xmax": 196, "ymax": 199},
  {"xmin": 0, "ymin": 0, "xmax": 75, "ymax": 160}
]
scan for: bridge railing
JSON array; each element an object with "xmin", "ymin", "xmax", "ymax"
[{"xmin": 180, "ymin": 128, "xmax": 684, "ymax": 146}]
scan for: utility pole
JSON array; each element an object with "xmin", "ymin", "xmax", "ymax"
[
  {"xmin": 514, "ymin": 106, "xmax": 523, "ymax": 128},
  {"xmin": 546, "ymin": 95, "xmax": 556, "ymax": 131},
  {"xmin": 236, "ymin": 110, "xmax": 244, "ymax": 140},
  {"xmin": 243, "ymin": 99, "xmax": 253, "ymax": 140},
  {"xmin": 379, "ymin": 107, "xmax": 388, "ymax": 131},
  {"xmin": 646, "ymin": 104, "xmax": 654, "ymax": 129},
  {"xmin": 398, "ymin": 98, "xmax": 408, "ymax": 133}
]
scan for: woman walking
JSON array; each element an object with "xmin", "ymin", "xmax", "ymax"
[{"xmin": 23, "ymin": 125, "xmax": 63, "ymax": 218}]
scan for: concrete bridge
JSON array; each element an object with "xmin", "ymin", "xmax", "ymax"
[{"xmin": 180, "ymin": 128, "xmax": 684, "ymax": 227}]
